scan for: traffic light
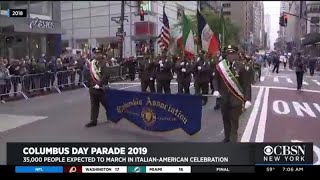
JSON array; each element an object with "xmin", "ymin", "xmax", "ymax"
[
  {"xmin": 284, "ymin": 14, "xmax": 288, "ymax": 27},
  {"xmin": 279, "ymin": 15, "xmax": 284, "ymax": 26},
  {"xmin": 140, "ymin": 8, "xmax": 144, "ymax": 21}
]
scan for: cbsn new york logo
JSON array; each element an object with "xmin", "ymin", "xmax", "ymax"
[{"xmin": 263, "ymin": 145, "xmax": 306, "ymax": 162}]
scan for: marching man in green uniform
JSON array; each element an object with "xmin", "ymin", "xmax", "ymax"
[
  {"xmin": 213, "ymin": 45, "xmax": 252, "ymax": 142},
  {"xmin": 86, "ymin": 47, "xmax": 110, "ymax": 128}
]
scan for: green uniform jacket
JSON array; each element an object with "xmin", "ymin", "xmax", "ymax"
[{"xmin": 213, "ymin": 59, "xmax": 252, "ymax": 108}]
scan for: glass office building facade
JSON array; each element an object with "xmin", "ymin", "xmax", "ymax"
[{"xmin": 0, "ymin": 1, "xmax": 62, "ymax": 59}]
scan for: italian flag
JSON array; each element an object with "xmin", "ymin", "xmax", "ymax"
[{"xmin": 182, "ymin": 13, "xmax": 195, "ymax": 59}]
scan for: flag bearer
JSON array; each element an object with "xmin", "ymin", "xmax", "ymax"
[
  {"xmin": 156, "ymin": 50, "xmax": 173, "ymax": 94},
  {"xmin": 139, "ymin": 54, "xmax": 156, "ymax": 93},
  {"xmin": 193, "ymin": 50, "xmax": 211, "ymax": 106},
  {"xmin": 175, "ymin": 56, "xmax": 193, "ymax": 94}
]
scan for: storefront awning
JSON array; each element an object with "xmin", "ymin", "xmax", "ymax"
[{"xmin": 302, "ymin": 32, "xmax": 320, "ymax": 46}]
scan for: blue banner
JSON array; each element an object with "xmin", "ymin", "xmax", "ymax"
[{"xmin": 104, "ymin": 89, "xmax": 202, "ymax": 135}]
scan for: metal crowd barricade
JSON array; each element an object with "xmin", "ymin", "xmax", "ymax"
[
  {"xmin": 108, "ymin": 65, "xmax": 125, "ymax": 81},
  {"xmin": 21, "ymin": 72, "xmax": 60, "ymax": 94},
  {"xmin": 55, "ymin": 69, "xmax": 86, "ymax": 91},
  {"xmin": 0, "ymin": 75, "xmax": 28, "ymax": 100}
]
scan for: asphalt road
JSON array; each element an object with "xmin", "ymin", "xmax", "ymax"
[
  {"xmin": 248, "ymin": 66, "xmax": 320, "ymax": 165},
  {"xmin": 0, "ymin": 65, "xmax": 319, "ymax": 165}
]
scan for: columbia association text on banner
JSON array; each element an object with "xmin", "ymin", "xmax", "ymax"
[{"xmin": 104, "ymin": 89, "xmax": 202, "ymax": 135}]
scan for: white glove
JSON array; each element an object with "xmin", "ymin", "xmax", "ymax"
[
  {"xmin": 180, "ymin": 62, "xmax": 185, "ymax": 66},
  {"xmin": 197, "ymin": 66, "xmax": 202, "ymax": 71},
  {"xmin": 197, "ymin": 57, "xmax": 201, "ymax": 62},
  {"xmin": 150, "ymin": 78, "xmax": 153, "ymax": 81},
  {"xmin": 93, "ymin": 84, "xmax": 100, "ymax": 89},
  {"xmin": 159, "ymin": 60, "xmax": 163, "ymax": 64},
  {"xmin": 212, "ymin": 72, "xmax": 215, "ymax": 76},
  {"xmin": 244, "ymin": 101, "xmax": 252, "ymax": 109},
  {"xmin": 181, "ymin": 68, "xmax": 186, "ymax": 72},
  {"xmin": 213, "ymin": 91, "xmax": 221, "ymax": 97},
  {"xmin": 160, "ymin": 64, "xmax": 164, "ymax": 67}
]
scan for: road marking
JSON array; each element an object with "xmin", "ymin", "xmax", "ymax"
[
  {"xmin": 312, "ymin": 80, "xmax": 320, "ymax": 86},
  {"xmin": 255, "ymin": 87, "xmax": 269, "ymax": 142},
  {"xmin": 0, "ymin": 114, "xmax": 48, "ymax": 132},
  {"xmin": 241, "ymin": 87, "xmax": 265, "ymax": 142},
  {"xmin": 303, "ymin": 81, "xmax": 309, "ymax": 85},
  {"xmin": 252, "ymin": 85, "xmax": 320, "ymax": 93},
  {"xmin": 260, "ymin": 76, "xmax": 265, "ymax": 82},
  {"xmin": 292, "ymin": 140, "xmax": 320, "ymax": 165},
  {"xmin": 273, "ymin": 77, "xmax": 279, "ymax": 82},
  {"xmin": 286, "ymin": 78, "xmax": 293, "ymax": 83}
]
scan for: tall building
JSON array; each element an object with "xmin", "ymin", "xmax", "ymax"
[
  {"xmin": 264, "ymin": 14, "xmax": 271, "ymax": 49},
  {"xmin": 60, "ymin": 1, "xmax": 196, "ymax": 57},
  {"xmin": 306, "ymin": 1, "xmax": 320, "ymax": 34},
  {"xmin": 260, "ymin": 1, "xmax": 265, "ymax": 49},
  {"xmin": 285, "ymin": 1, "xmax": 307, "ymax": 50},
  {"xmin": 279, "ymin": 1, "xmax": 289, "ymax": 43},
  {"xmin": 0, "ymin": 1, "xmax": 62, "ymax": 59},
  {"xmin": 199, "ymin": 1, "xmax": 219, "ymax": 11},
  {"xmin": 253, "ymin": 1, "xmax": 264, "ymax": 49},
  {"xmin": 220, "ymin": 1, "xmax": 254, "ymax": 50}
]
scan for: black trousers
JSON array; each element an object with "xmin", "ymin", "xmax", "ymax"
[
  {"xmin": 296, "ymin": 71, "xmax": 304, "ymax": 90},
  {"xmin": 283, "ymin": 62, "xmax": 287, "ymax": 69},
  {"xmin": 310, "ymin": 67, "xmax": 315, "ymax": 76},
  {"xmin": 194, "ymin": 81, "xmax": 209, "ymax": 105},
  {"xmin": 141, "ymin": 80, "xmax": 155, "ymax": 93},
  {"xmin": 221, "ymin": 104, "xmax": 242, "ymax": 142},
  {"xmin": 177, "ymin": 81, "xmax": 190, "ymax": 94},
  {"xmin": 156, "ymin": 80, "xmax": 171, "ymax": 94},
  {"xmin": 272, "ymin": 64, "xmax": 279, "ymax": 73},
  {"xmin": 209, "ymin": 77, "xmax": 214, "ymax": 93},
  {"xmin": 89, "ymin": 88, "xmax": 107, "ymax": 123},
  {"xmin": 129, "ymin": 70, "xmax": 135, "ymax": 81}
]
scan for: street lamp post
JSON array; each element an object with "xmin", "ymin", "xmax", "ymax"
[{"xmin": 119, "ymin": 1, "xmax": 125, "ymax": 60}]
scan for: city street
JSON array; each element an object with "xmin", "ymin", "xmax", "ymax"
[
  {"xmin": 0, "ymin": 66, "xmax": 319, "ymax": 164},
  {"xmin": 0, "ymin": 76, "xmax": 260, "ymax": 164},
  {"xmin": 244, "ymin": 66, "xmax": 320, "ymax": 164}
]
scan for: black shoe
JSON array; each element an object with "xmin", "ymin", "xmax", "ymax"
[
  {"xmin": 214, "ymin": 105, "xmax": 220, "ymax": 110},
  {"xmin": 85, "ymin": 122, "xmax": 97, "ymax": 128},
  {"xmin": 221, "ymin": 139, "xmax": 230, "ymax": 143}
]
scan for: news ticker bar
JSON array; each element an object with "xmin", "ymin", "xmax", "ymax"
[
  {"xmin": 7, "ymin": 143, "xmax": 314, "ymax": 166},
  {"xmin": 0, "ymin": 165, "xmax": 319, "ymax": 174}
]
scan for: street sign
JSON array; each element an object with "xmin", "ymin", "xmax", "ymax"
[{"xmin": 116, "ymin": 32, "xmax": 126, "ymax": 37}]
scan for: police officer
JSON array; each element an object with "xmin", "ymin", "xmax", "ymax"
[
  {"xmin": 139, "ymin": 55, "xmax": 156, "ymax": 93},
  {"xmin": 175, "ymin": 56, "xmax": 192, "ymax": 94},
  {"xmin": 193, "ymin": 50, "xmax": 211, "ymax": 106},
  {"xmin": 85, "ymin": 47, "xmax": 110, "ymax": 128},
  {"xmin": 213, "ymin": 45, "xmax": 252, "ymax": 142},
  {"xmin": 156, "ymin": 51, "xmax": 173, "ymax": 94}
]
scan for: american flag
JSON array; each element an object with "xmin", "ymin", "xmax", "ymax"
[{"xmin": 157, "ymin": 6, "xmax": 170, "ymax": 49}]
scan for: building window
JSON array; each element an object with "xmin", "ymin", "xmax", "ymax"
[
  {"xmin": 309, "ymin": 5, "xmax": 320, "ymax": 13},
  {"xmin": 0, "ymin": 2, "xmax": 10, "ymax": 11},
  {"xmin": 139, "ymin": 1, "xmax": 151, "ymax": 12},
  {"xmin": 310, "ymin": 25, "xmax": 319, "ymax": 33},
  {"xmin": 222, "ymin": 3, "xmax": 231, "ymax": 8},
  {"xmin": 311, "ymin": 17, "xmax": 320, "ymax": 24},
  {"xmin": 223, "ymin": 11, "xmax": 231, "ymax": 16}
]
